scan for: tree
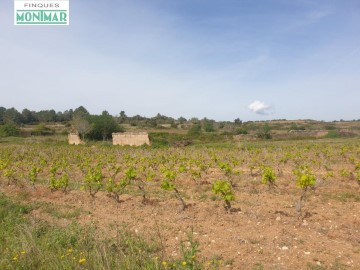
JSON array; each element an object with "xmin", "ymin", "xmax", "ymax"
[
  {"xmin": 36, "ymin": 110, "xmax": 57, "ymax": 122},
  {"xmin": 146, "ymin": 118, "xmax": 157, "ymax": 127},
  {"xmin": 62, "ymin": 109, "xmax": 73, "ymax": 122},
  {"xmin": 73, "ymin": 106, "xmax": 90, "ymax": 118},
  {"xmin": 118, "ymin": 111, "xmax": 127, "ymax": 123},
  {"xmin": 102, "ymin": 110, "xmax": 110, "ymax": 116},
  {"xmin": 73, "ymin": 115, "xmax": 91, "ymax": 140},
  {"xmin": 188, "ymin": 124, "xmax": 202, "ymax": 136},
  {"xmin": 0, "ymin": 107, "xmax": 6, "ymax": 124},
  {"xmin": 87, "ymin": 112, "xmax": 122, "ymax": 141},
  {"xmin": 234, "ymin": 118, "xmax": 242, "ymax": 125},
  {"xmin": 204, "ymin": 121, "xmax": 215, "ymax": 132},
  {"xmin": 190, "ymin": 117, "xmax": 200, "ymax": 124},
  {"xmin": 56, "ymin": 111, "xmax": 66, "ymax": 122},
  {"xmin": 3, "ymin": 108, "xmax": 22, "ymax": 125},
  {"xmin": 257, "ymin": 123, "xmax": 272, "ymax": 139},
  {"xmin": 21, "ymin": 109, "xmax": 36, "ymax": 124},
  {"xmin": 72, "ymin": 106, "xmax": 91, "ymax": 139},
  {"xmin": 178, "ymin": 117, "xmax": 187, "ymax": 124}
]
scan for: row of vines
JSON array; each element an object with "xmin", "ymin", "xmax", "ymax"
[{"xmin": 1, "ymin": 140, "xmax": 359, "ymax": 218}]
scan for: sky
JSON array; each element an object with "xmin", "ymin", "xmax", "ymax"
[{"xmin": 0, "ymin": 0, "xmax": 359, "ymax": 121}]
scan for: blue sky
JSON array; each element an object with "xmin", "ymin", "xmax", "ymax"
[{"xmin": 1, "ymin": 0, "xmax": 359, "ymax": 121}]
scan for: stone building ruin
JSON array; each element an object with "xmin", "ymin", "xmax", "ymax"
[
  {"xmin": 68, "ymin": 133, "xmax": 85, "ymax": 145},
  {"xmin": 112, "ymin": 132, "xmax": 150, "ymax": 146}
]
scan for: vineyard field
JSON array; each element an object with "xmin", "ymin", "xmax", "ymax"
[{"xmin": 1, "ymin": 138, "xmax": 360, "ymax": 269}]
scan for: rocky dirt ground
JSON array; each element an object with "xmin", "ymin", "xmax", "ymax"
[{"xmin": 1, "ymin": 174, "xmax": 360, "ymax": 270}]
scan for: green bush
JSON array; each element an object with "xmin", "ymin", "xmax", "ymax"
[
  {"xmin": 204, "ymin": 122, "xmax": 215, "ymax": 132},
  {"xmin": 148, "ymin": 133, "xmax": 171, "ymax": 148},
  {"xmin": 31, "ymin": 123, "xmax": 55, "ymax": 136},
  {"xmin": 212, "ymin": 180, "xmax": 235, "ymax": 212},
  {"xmin": 325, "ymin": 130, "xmax": 339, "ymax": 138},
  {"xmin": 0, "ymin": 124, "xmax": 20, "ymax": 137},
  {"xmin": 261, "ymin": 166, "xmax": 277, "ymax": 187},
  {"xmin": 188, "ymin": 124, "xmax": 202, "ymax": 136},
  {"xmin": 235, "ymin": 128, "xmax": 248, "ymax": 135},
  {"xmin": 86, "ymin": 113, "xmax": 123, "ymax": 141},
  {"xmin": 256, "ymin": 124, "xmax": 272, "ymax": 139}
]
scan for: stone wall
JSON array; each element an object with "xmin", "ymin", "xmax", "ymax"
[
  {"xmin": 112, "ymin": 132, "xmax": 150, "ymax": 146},
  {"xmin": 233, "ymin": 134, "xmax": 257, "ymax": 141},
  {"xmin": 68, "ymin": 133, "xmax": 85, "ymax": 145},
  {"xmin": 289, "ymin": 130, "xmax": 328, "ymax": 137},
  {"xmin": 234, "ymin": 130, "xmax": 330, "ymax": 141}
]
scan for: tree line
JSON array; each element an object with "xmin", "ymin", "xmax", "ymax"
[
  {"xmin": 0, "ymin": 106, "xmax": 246, "ymax": 140},
  {"xmin": 0, "ymin": 106, "xmax": 187, "ymax": 125},
  {"xmin": 1, "ymin": 106, "xmax": 292, "ymax": 141},
  {"xmin": 0, "ymin": 106, "xmax": 123, "ymax": 140}
]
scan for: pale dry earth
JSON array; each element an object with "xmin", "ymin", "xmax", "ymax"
[{"xmin": 1, "ymin": 174, "xmax": 359, "ymax": 270}]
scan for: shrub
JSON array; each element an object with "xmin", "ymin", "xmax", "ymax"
[
  {"xmin": 261, "ymin": 166, "xmax": 277, "ymax": 189},
  {"xmin": 256, "ymin": 124, "xmax": 272, "ymax": 139},
  {"xmin": 235, "ymin": 128, "xmax": 248, "ymax": 135},
  {"xmin": 81, "ymin": 164, "xmax": 103, "ymax": 197},
  {"xmin": 161, "ymin": 169, "xmax": 187, "ymax": 210},
  {"xmin": 212, "ymin": 180, "xmax": 235, "ymax": 212},
  {"xmin": 293, "ymin": 166, "xmax": 317, "ymax": 219},
  {"xmin": 188, "ymin": 124, "xmax": 202, "ymax": 136},
  {"xmin": 325, "ymin": 130, "xmax": 339, "ymax": 138},
  {"xmin": 204, "ymin": 122, "xmax": 215, "ymax": 132},
  {"xmin": 0, "ymin": 124, "xmax": 20, "ymax": 137},
  {"xmin": 86, "ymin": 113, "xmax": 122, "ymax": 141},
  {"xmin": 31, "ymin": 124, "xmax": 55, "ymax": 136}
]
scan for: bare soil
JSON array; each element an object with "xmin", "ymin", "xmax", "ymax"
[{"xmin": 1, "ymin": 175, "xmax": 359, "ymax": 270}]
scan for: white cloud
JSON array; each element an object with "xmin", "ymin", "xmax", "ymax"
[{"xmin": 248, "ymin": 100, "xmax": 272, "ymax": 115}]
